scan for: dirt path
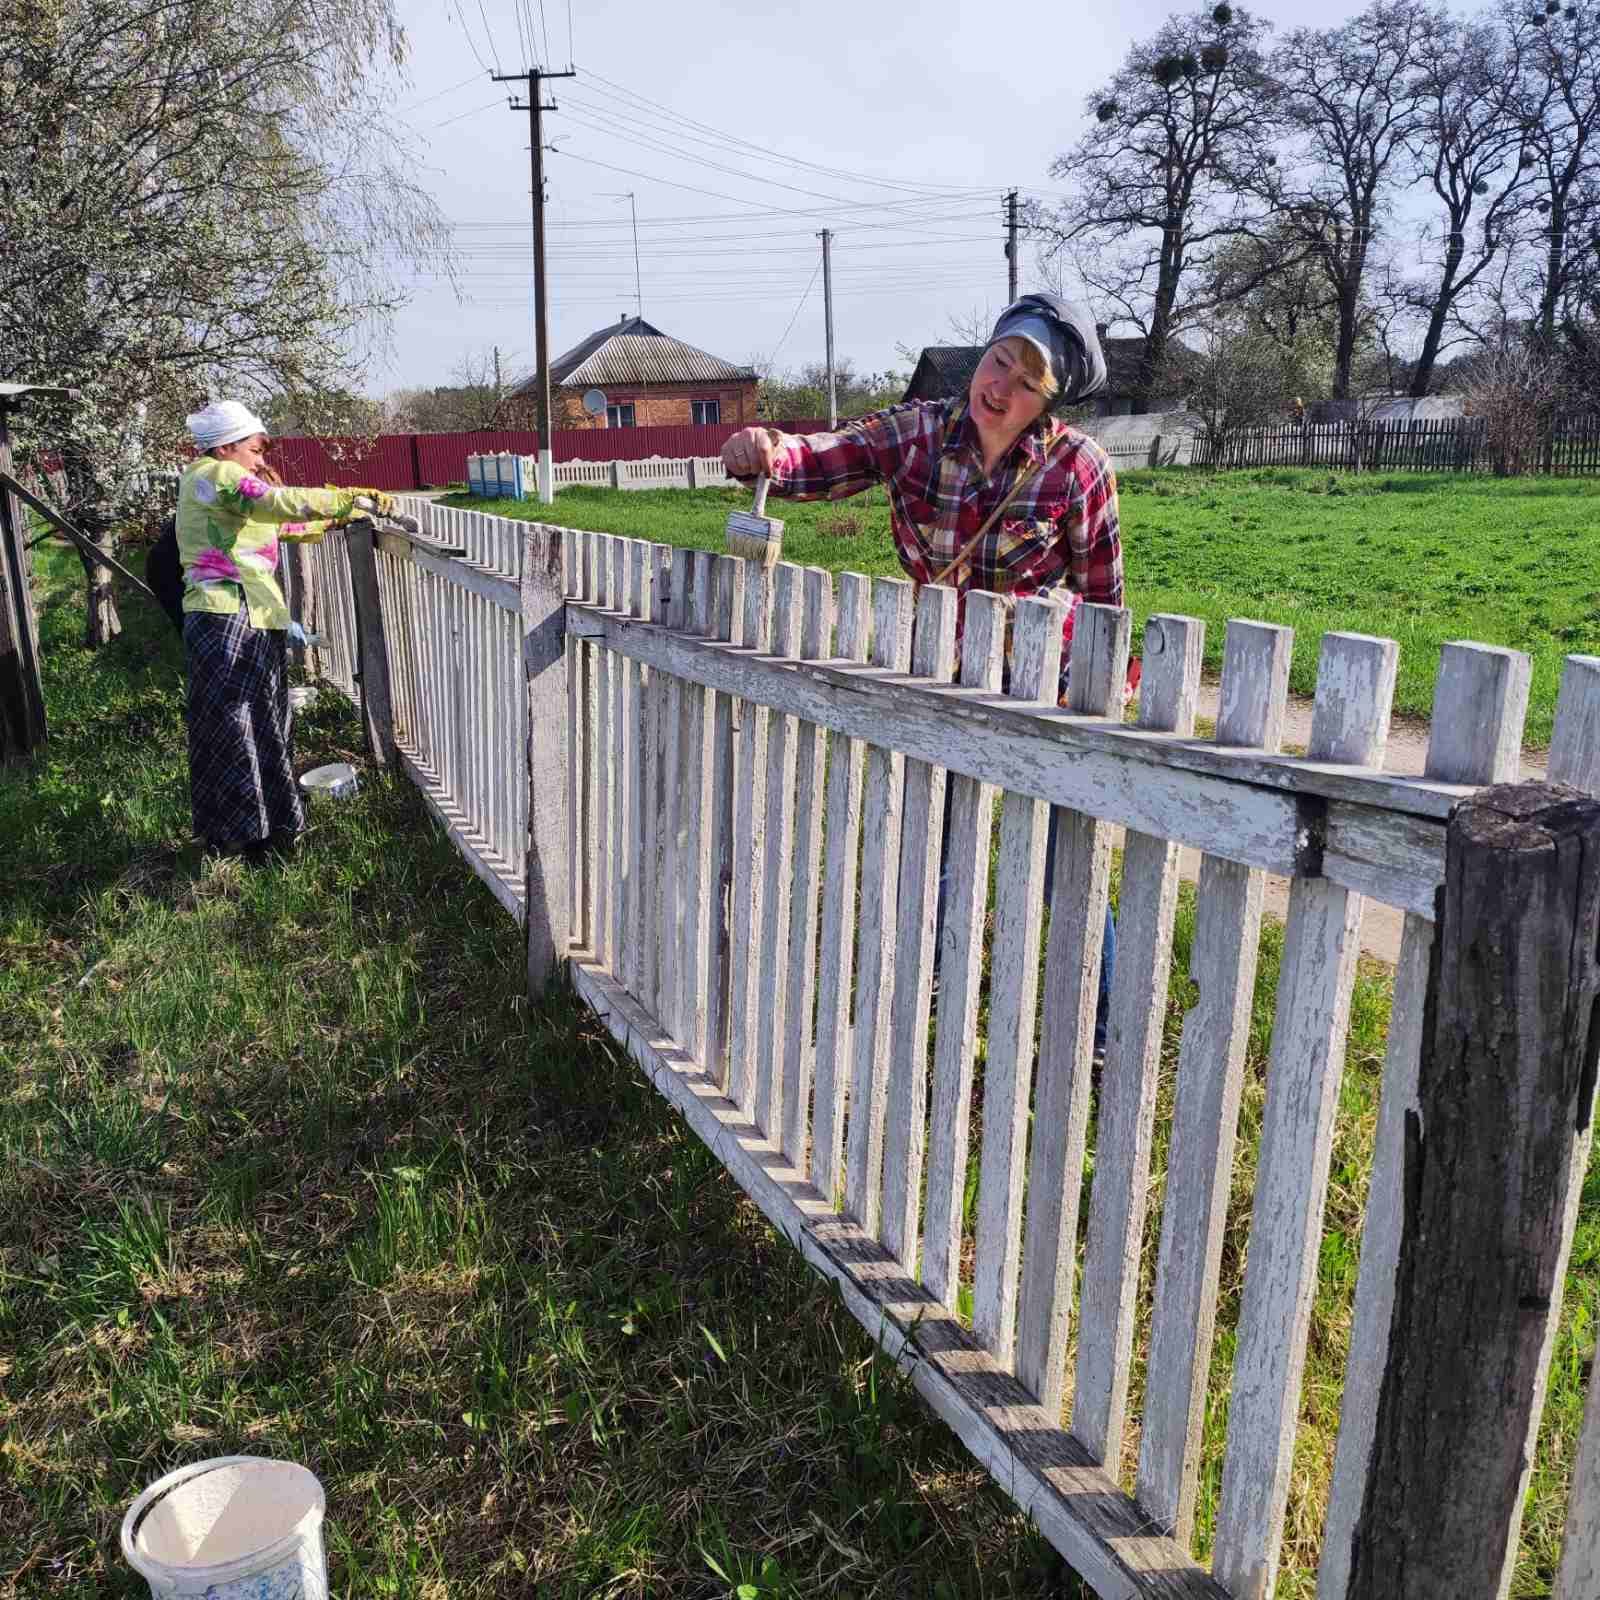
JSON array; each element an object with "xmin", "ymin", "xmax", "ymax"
[{"xmin": 1147, "ymin": 687, "xmax": 1549, "ymax": 967}]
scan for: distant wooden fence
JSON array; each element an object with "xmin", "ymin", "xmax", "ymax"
[
  {"xmin": 1193, "ymin": 413, "xmax": 1600, "ymax": 474},
  {"xmin": 297, "ymin": 501, "xmax": 1600, "ymax": 1598}
]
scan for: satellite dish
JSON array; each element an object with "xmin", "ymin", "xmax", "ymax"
[{"xmin": 582, "ymin": 388, "xmax": 608, "ymax": 417}]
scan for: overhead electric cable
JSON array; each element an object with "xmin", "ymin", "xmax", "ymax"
[
  {"xmin": 584, "ymin": 68, "xmax": 999, "ymax": 197},
  {"xmin": 472, "ymin": 0, "xmax": 502, "ymax": 73}
]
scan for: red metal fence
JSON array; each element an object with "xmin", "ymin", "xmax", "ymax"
[{"xmin": 267, "ymin": 421, "xmax": 833, "ymax": 492}]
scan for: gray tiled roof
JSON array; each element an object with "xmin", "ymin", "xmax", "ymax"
[{"xmin": 516, "ymin": 316, "xmax": 755, "ymax": 392}]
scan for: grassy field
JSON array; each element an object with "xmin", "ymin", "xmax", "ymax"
[
  {"xmin": 449, "ymin": 466, "xmax": 1600, "ymax": 746},
  {"xmin": 2, "ymin": 540, "xmax": 1594, "ymax": 1598}
]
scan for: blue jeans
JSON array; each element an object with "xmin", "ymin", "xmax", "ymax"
[{"xmin": 935, "ymin": 798, "xmax": 1116, "ymax": 1057}]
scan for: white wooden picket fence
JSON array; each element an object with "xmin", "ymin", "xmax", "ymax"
[
  {"xmin": 470, "ymin": 453, "xmax": 735, "ymax": 497},
  {"xmin": 295, "ymin": 500, "xmax": 1600, "ymax": 1600}
]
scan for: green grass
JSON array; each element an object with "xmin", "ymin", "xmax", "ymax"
[
  {"xmin": 451, "ymin": 467, "xmax": 1600, "ymax": 745},
  {"xmin": 3, "ymin": 539, "xmax": 1594, "ymax": 1598}
]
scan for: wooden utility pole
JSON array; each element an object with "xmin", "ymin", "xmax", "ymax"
[
  {"xmin": 1345, "ymin": 780, "xmax": 1600, "ymax": 1598},
  {"xmin": 497, "ymin": 64, "xmax": 575, "ymax": 505},
  {"xmin": 819, "ymin": 228, "xmax": 836, "ymax": 428},
  {"xmin": 1006, "ymin": 189, "xmax": 1019, "ymax": 303},
  {"xmin": 0, "ymin": 384, "xmax": 76, "ymax": 764}
]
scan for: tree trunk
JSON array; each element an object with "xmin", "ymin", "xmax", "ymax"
[
  {"xmin": 1409, "ymin": 246, "xmax": 1463, "ymax": 399},
  {"xmin": 78, "ymin": 532, "xmax": 122, "ymax": 648},
  {"xmin": 1333, "ymin": 274, "xmax": 1362, "ymax": 402},
  {"xmin": 62, "ymin": 443, "xmax": 122, "ymax": 648}
]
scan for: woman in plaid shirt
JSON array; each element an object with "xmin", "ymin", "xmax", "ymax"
[
  {"xmin": 721, "ymin": 293, "xmax": 1120, "ymax": 703},
  {"xmin": 723, "ymin": 294, "xmax": 1122, "ymax": 1060}
]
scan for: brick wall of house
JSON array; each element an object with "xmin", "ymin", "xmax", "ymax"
[{"xmin": 551, "ymin": 380, "xmax": 758, "ymax": 430}]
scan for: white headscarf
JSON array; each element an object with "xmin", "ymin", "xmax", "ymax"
[{"xmin": 185, "ymin": 400, "xmax": 269, "ymax": 450}]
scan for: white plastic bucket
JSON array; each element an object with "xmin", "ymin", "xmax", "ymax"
[
  {"xmin": 121, "ymin": 1456, "xmax": 327, "ymax": 1599},
  {"xmin": 299, "ymin": 762, "xmax": 359, "ymax": 800}
]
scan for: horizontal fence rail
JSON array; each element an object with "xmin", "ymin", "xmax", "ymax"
[{"xmin": 294, "ymin": 501, "xmax": 1600, "ymax": 1599}]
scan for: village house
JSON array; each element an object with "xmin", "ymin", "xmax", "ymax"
[{"xmin": 510, "ymin": 314, "xmax": 759, "ymax": 430}]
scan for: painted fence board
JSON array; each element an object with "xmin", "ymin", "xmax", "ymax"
[
  {"xmin": 922, "ymin": 592, "xmax": 1006, "ymax": 1311},
  {"xmin": 1212, "ymin": 632, "xmax": 1398, "ymax": 1600},
  {"xmin": 1016, "ymin": 604, "xmax": 1129, "ymax": 1409},
  {"xmin": 1074, "ymin": 613, "xmax": 1204, "ymax": 1468},
  {"xmin": 754, "ymin": 564, "xmax": 804, "ymax": 1138},
  {"xmin": 880, "ymin": 584, "xmax": 959, "ymax": 1270},
  {"xmin": 779, "ymin": 568, "xmax": 834, "ymax": 1169},
  {"xmin": 844, "ymin": 578, "xmax": 916, "ymax": 1234},
  {"xmin": 808, "ymin": 574, "xmax": 871, "ymax": 1203},
  {"xmin": 1137, "ymin": 620, "xmax": 1292, "ymax": 1541}
]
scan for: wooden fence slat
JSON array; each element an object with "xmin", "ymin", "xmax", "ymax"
[
  {"xmin": 1212, "ymin": 630, "xmax": 1398, "ymax": 1600},
  {"xmin": 1318, "ymin": 638, "xmax": 1531, "ymax": 1600},
  {"xmin": 726, "ymin": 564, "xmax": 772, "ymax": 1111},
  {"xmin": 808, "ymin": 573, "xmax": 871, "ymax": 1203},
  {"xmin": 637, "ymin": 544, "xmax": 663, "ymax": 1004},
  {"xmin": 922, "ymin": 593, "xmax": 1007, "ymax": 1310},
  {"xmin": 844, "ymin": 578, "xmax": 916, "ymax": 1234},
  {"xmin": 591, "ymin": 535, "xmax": 613, "ymax": 970},
  {"xmin": 609, "ymin": 538, "xmax": 631, "ymax": 985},
  {"xmin": 1073, "ymin": 613, "xmax": 1204, "ymax": 1468},
  {"xmin": 677, "ymin": 550, "xmax": 716, "ymax": 1066},
  {"xmin": 659, "ymin": 547, "xmax": 689, "ymax": 1037},
  {"xmin": 1556, "ymin": 1369, "xmax": 1600, "ymax": 1599},
  {"xmin": 580, "ymin": 531, "xmax": 598, "ymax": 951},
  {"xmin": 627, "ymin": 543, "xmax": 653, "ymax": 1000},
  {"xmin": 1137, "ymin": 619, "xmax": 1292, "ymax": 1541},
  {"xmin": 705, "ymin": 556, "xmax": 745, "ymax": 1088},
  {"xmin": 1014, "ymin": 603, "xmax": 1129, "ymax": 1405},
  {"xmin": 1549, "ymin": 655, "xmax": 1600, "ymax": 790},
  {"xmin": 754, "ymin": 564, "xmax": 804, "ymax": 1136},
  {"xmin": 779, "ymin": 567, "xmax": 834, "ymax": 1168},
  {"xmin": 880, "ymin": 583, "xmax": 959, "ymax": 1269}
]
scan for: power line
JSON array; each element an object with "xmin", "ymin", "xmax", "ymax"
[
  {"xmin": 395, "ymin": 71, "xmax": 483, "ymax": 114},
  {"xmin": 450, "ymin": 0, "xmax": 494, "ymax": 73},
  {"xmin": 557, "ymin": 103, "xmax": 953, "ymax": 209},
  {"xmin": 472, "ymin": 0, "xmax": 502, "ymax": 74},
  {"xmin": 429, "ymin": 96, "xmax": 507, "ymax": 131},
  {"xmin": 770, "ymin": 258, "xmax": 823, "ymax": 367},
  {"xmin": 582, "ymin": 68, "xmax": 999, "ymax": 198}
]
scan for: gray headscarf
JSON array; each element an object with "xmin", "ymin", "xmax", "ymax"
[{"xmin": 987, "ymin": 294, "xmax": 1108, "ymax": 409}]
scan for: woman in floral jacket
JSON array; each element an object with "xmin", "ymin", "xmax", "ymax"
[{"xmin": 176, "ymin": 400, "xmax": 394, "ymax": 860}]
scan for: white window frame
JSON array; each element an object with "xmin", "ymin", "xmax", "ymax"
[
  {"xmin": 607, "ymin": 402, "xmax": 636, "ymax": 428},
  {"xmin": 691, "ymin": 398, "xmax": 721, "ymax": 426}
]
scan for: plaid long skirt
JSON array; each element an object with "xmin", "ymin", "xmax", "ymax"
[{"xmin": 184, "ymin": 609, "xmax": 304, "ymax": 850}]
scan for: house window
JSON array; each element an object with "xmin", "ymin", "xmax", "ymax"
[
  {"xmin": 607, "ymin": 403, "xmax": 636, "ymax": 428},
  {"xmin": 691, "ymin": 398, "xmax": 721, "ymax": 426}
]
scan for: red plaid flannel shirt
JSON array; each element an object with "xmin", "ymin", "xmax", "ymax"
[{"xmin": 766, "ymin": 398, "xmax": 1122, "ymax": 696}]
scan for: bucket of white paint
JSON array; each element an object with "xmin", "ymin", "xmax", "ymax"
[{"xmin": 120, "ymin": 1456, "xmax": 327, "ymax": 1599}]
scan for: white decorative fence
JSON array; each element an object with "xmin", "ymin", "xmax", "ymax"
[
  {"xmin": 296, "ymin": 504, "xmax": 1600, "ymax": 1600},
  {"xmin": 472, "ymin": 453, "xmax": 736, "ymax": 498}
]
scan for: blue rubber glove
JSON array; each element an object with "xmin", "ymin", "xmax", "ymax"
[{"xmin": 286, "ymin": 620, "xmax": 308, "ymax": 647}]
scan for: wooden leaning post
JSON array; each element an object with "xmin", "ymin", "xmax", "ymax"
[
  {"xmin": 1345, "ymin": 781, "xmax": 1600, "ymax": 1598},
  {"xmin": 521, "ymin": 521, "xmax": 570, "ymax": 991}
]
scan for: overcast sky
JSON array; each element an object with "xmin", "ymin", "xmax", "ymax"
[{"xmin": 371, "ymin": 0, "xmax": 1443, "ymax": 399}]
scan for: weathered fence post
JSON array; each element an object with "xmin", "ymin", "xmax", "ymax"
[
  {"xmin": 685, "ymin": 456, "xmax": 698, "ymax": 489},
  {"xmin": 342, "ymin": 520, "xmax": 398, "ymax": 770},
  {"xmin": 608, "ymin": 461, "xmax": 622, "ymax": 490},
  {"xmin": 522, "ymin": 522, "xmax": 570, "ymax": 992},
  {"xmin": 0, "ymin": 402, "xmax": 46, "ymax": 762},
  {"xmin": 1345, "ymin": 780, "xmax": 1600, "ymax": 1599}
]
